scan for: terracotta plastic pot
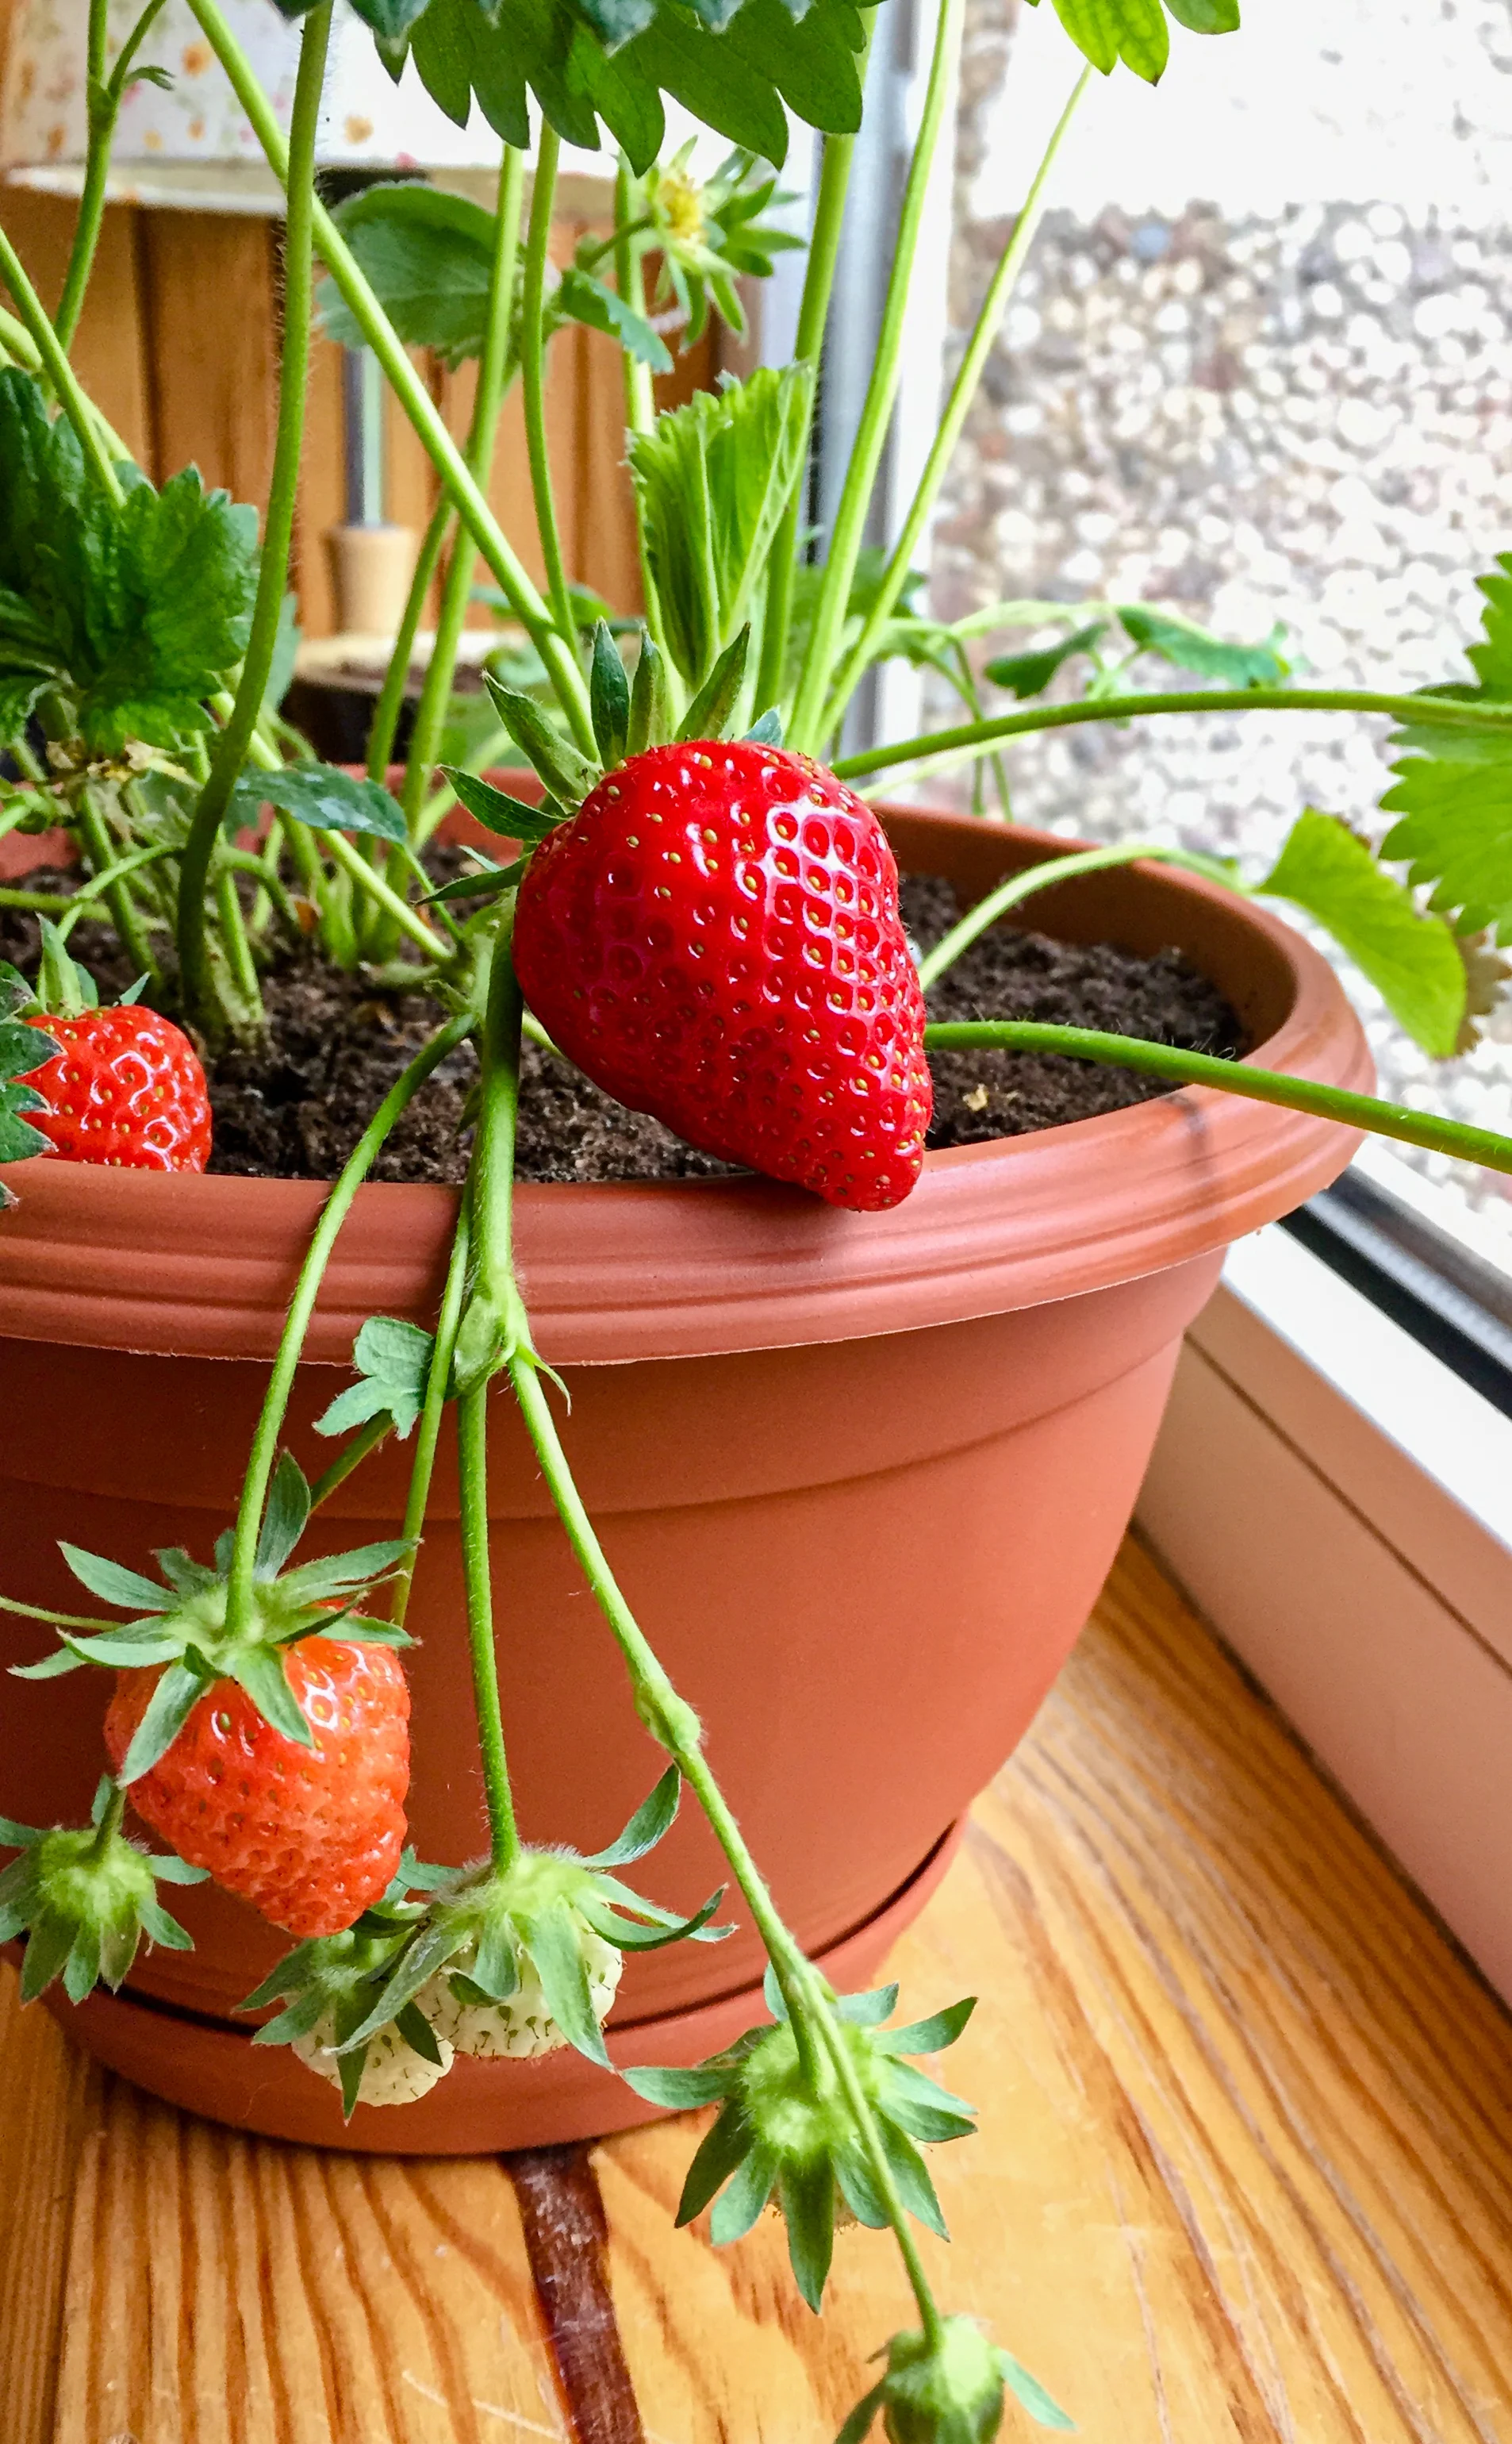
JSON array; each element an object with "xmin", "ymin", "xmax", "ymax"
[{"xmin": 0, "ymin": 809, "xmax": 1368, "ymax": 2151}]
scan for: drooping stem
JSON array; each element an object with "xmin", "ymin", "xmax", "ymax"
[
  {"xmin": 520, "ymin": 127, "xmax": 578, "ymax": 659},
  {"xmin": 222, "ymin": 1009, "xmax": 473, "ymax": 1641},
  {"xmin": 807, "ymin": 1991, "xmax": 946, "ymax": 2349},
  {"xmin": 175, "ymin": 1, "xmax": 332, "ymax": 1029},
  {"xmin": 753, "ymin": 19, "xmax": 875, "ymax": 718},
  {"xmin": 55, "ymin": 0, "xmax": 171, "ymax": 350},
  {"xmin": 401, "ymin": 148, "xmax": 526, "ymax": 837},
  {"xmin": 182, "ymin": 0, "xmax": 596, "ymax": 758},
  {"xmin": 922, "ymin": 1021, "xmax": 1512, "ymax": 1175},
  {"xmin": 835, "ymin": 686, "xmax": 1512, "ymax": 784},
  {"xmin": 0, "ymin": 229, "xmax": 123, "ymax": 500},
  {"xmin": 788, "ymin": 0, "xmax": 965, "ymax": 754},
  {"xmin": 821, "ymin": 64, "xmax": 1092, "ymax": 741},
  {"xmin": 457, "ymin": 1384, "xmax": 522, "ymax": 1873},
  {"xmin": 390, "ymin": 1201, "xmax": 472, "ymax": 1632},
  {"xmin": 915, "ymin": 840, "xmax": 1237, "ymax": 990}
]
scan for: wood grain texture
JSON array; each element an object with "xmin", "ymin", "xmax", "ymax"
[{"xmin": 6, "ymin": 1537, "xmax": 1512, "ymax": 2444}]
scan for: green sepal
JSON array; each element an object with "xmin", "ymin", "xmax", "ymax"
[
  {"xmin": 676, "ymin": 626, "xmax": 750, "ymax": 741},
  {"xmin": 622, "ymin": 2059, "xmax": 736, "ymax": 2110},
  {"xmin": 590, "ymin": 621, "xmax": 632, "ymax": 769},
  {"xmin": 421, "ymin": 855, "xmax": 529, "ymax": 905},
  {"xmin": 116, "ymin": 1658, "xmax": 211, "ymax": 1785},
  {"xmin": 224, "ymin": 1645, "xmax": 316, "ymax": 1751},
  {"xmin": 395, "ymin": 1998, "xmax": 446, "ymax": 2066},
  {"xmin": 743, "ymin": 708, "xmax": 783, "ymax": 745},
  {"xmin": 777, "ymin": 2152, "xmax": 835, "ymax": 2311},
  {"xmin": 480, "ymin": 676, "xmax": 600, "ymax": 808},
  {"xmin": 1, "ymin": 1789, "xmax": 206, "ymax": 2003},
  {"xmin": 59, "ymin": 1543, "xmax": 172, "ymax": 1615},
  {"xmin": 708, "ymin": 2139, "xmax": 778, "ymax": 2243},
  {"xmin": 626, "ymin": 631, "xmax": 669, "ymax": 756},
  {"xmin": 996, "ymin": 2348, "xmax": 1076, "ymax": 2431},
  {"xmin": 832, "ymin": 1983, "xmax": 900, "ymax": 2027},
  {"xmin": 835, "ymin": 2380, "xmax": 887, "ymax": 2444},
  {"xmin": 578, "ymin": 1884, "xmax": 730, "ymax": 1950},
  {"xmin": 874, "ymin": 1996, "xmax": 975, "ymax": 2054},
  {"xmin": 583, "ymin": 1766, "xmax": 681, "ymax": 1866},
  {"xmin": 875, "ymin": 2117, "xmax": 949, "ymax": 2240},
  {"xmin": 470, "ymin": 1908, "xmax": 521, "ymax": 2002},
  {"xmin": 438, "ymin": 766, "xmax": 569, "ymax": 843},
  {"xmin": 520, "ymin": 1895, "xmax": 614, "ymax": 2066},
  {"xmin": 255, "ymin": 1452, "xmax": 312, "ymax": 1580}
]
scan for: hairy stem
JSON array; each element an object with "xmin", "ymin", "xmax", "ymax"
[
  {"xmin": 366, "ymin": 500, "xmax": 450, "ymax": 783},
  {"xmin": 835, "ymin": 685, "xmax": 1512, "ymax": 783},
  {"xmin": 390, "ymin": 1201, "xmax": 472, "ymax": 1632},
  {"xmin": 55, "ymin": 0, "xmax": 171, "ymax": 348},
  {"xmin": 222, "ymin": 1011, "xmax": 473, "ymax": 1641},
  {"xmin": 0, "ymin": 229, "xmax": 123, "ymax": 500},
  {"xmin": 520, "ymin": 127, "xmax": 578, "ymax": 657},
  {"xmin": 401, "ymin": 148, "xmax": 525, "ymax": 840},
  {"xmin": 320, "ymin": 826, "xmax": 450, "ymax": 963},
  {"xmin": 788, "ymin": 0, "xmax": 964, "ymax": 753},
  {"xmin": 307, "ymin": 1414, "xmax": 392, "ymax": 1512},
  {"xmin": 457, "ymin": 1385, "xmax": 522, "ymax": 1873},
  {"xmin": 916, "ymin": 840, "xmax": 1235, "ymax": 990},
  {"xmin": 822, "ymin": 64, "xmax": 1092, "ymax": 740},
  {"xmin": 807, "ymin": 1989, "xmax": 946, "ymax": 2348},
  {"xmin": 182, "ymin": 0, "xmax": 595, "ymax": 757},
  {"xmin": 753, "ymin": 18, "xmax": 875, "ymax": 718},
  {"xmin": 175, "ymin": 2, "xmax": 331, "ymax": 1029},
  {"xmin": 922, "ymin": 1021, "xmax": 1512, "ymax": 1175},
  {"xmin": 75, "ymin": 789, "xmax": 159, "ymax": 985}
]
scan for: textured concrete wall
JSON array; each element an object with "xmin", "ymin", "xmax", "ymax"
[{"xmin": 931, "ymin": 0, "xmax": 1512, "ymax": 1252}]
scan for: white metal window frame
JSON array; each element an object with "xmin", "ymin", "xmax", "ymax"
[{"xmin": 1138, "ymin": 1224, "xmax": 1512, "ymax": 2007}]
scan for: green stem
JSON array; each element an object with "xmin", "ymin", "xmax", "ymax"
[
  {"xmin": 822, "ymin": 64, "xmax": 1092, "ymax": 741},
  {"xmin": 366, "ymin": 499, "xmax": 449, "ymax": 783},
  {"xmin": 788, "ymin": 0, "xmax": 964, "ymax": 754},
  {"xmin": 175, "ymin": 2, "xmax": 331, "ymax": 1030},
  {"xmin": 221, "ymin": 1009, "xmax": 472, "ymax": 1639},
  {"xmin": 916, "ymin": 840, "xmax": 1235, "ymax": 990},
  {"xmin": 52, "ymin": 0, "xmax": 111, "ymax": 352},
  {"xmin": 390, "ymin": 1200, "xmax": 472, "ymax": 1632},
  {"xmin": 753, "ymin": 26, "xmax": 873, "ymax": 719},
  {"xmin": 457, "ymin": 1385, "xmax": 521, "ymax": 1873},
  {"xmin": 223, "ymin": 846, "xmax": 303, "ymax": 942},
  {"xmin": 0, "ymin": 229, "xmax": 122, "ymax": 501},
  {"xmin": 835, "ymin": 686, "xmax": 1512, "ymax": 785},
  {"xmin": 53, "ymin": 840, "xmax": 177, "ymax": 942},
  {"xmin": 87, "ymin": 1781, "xmax": 128, "ymax": 1858},
  {"xmin": 401, "ymin": 148, "xmax": 526, "ymax": 839},
  {"xmin": 321, "ymin": 825, "xmax": 449, "ymax": 963},
  {"xmin": 922, "ymin": 1021, "xmax": 1512, "ymax": 1175},
  {"xmin": 182, "ymin": 0, "xmax": 595, "ymax": 758},
  {"xmin": 75, "ymin": 789, "xmax": 159, "ymax": 984},
  {"xmin": 807, "ymin": 1992, "xmax": 946, "ymax": 2348},
  {"xmin": 307, "ymin": 1413, "xmax": 393, "ymax": 1511},
  {"xmin": 520, "ymin": 127, "xmax": 578, "ymax": 659},
  {"xmin": 614, "ymin": 159, "xmax": 672, "ymax": 679},
  {"xmin": 214, "ymin": 863, "xmax": 264, "ymax": 1028}
]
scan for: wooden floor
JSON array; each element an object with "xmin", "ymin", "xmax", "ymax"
[{"xmin": 5, "ymin": 1538, "xmax": 1512, "ymax": 2444}]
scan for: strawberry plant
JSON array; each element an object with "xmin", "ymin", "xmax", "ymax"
[{"xmin": 1, "ymin": 0, "xmax": 1511, "ymax": 2434}]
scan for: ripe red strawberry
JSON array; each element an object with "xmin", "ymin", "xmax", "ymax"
[
  {"xmin": 22, "ymin": 1005, "xmax": 211, "ymax": 1171},
  {"xmin": 513, "ymin": 742, "xmax": 932, "ymax": 1211},
  {"xmin": 103, "ymin": 1638, "xmax": 409, "ymax": 1939}
]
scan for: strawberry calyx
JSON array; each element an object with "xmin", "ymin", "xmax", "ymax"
[
  {"xmin": 621, "ymin": 1974, "xmax": 978, "ymax": 2313},
  {"xmin": 839, "ymin": 2317, "xmax": 1074, "ymax": 2444},
  {"xmin": 242, "ymin": 1767, "xmax": 731, "ymax": 2115},
  {"xmin": 8, "ymin": 1452, "xmax": 413, "ymax": 1782},
  {"xmin": 0, "ymin": 1773, "xmax": 209, "ymax": 2003}
]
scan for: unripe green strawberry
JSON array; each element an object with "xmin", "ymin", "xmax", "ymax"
[
  {"xmin": 294, "ymin": 2012, "xmax": 454, "ymax": 2107},
  {"xmin": 417, "ymin": 1925, "xmax": 622, "ymax": 2060}
]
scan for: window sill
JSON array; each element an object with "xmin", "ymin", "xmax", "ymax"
[{"xmin": 1138, "ymin": 1222, "xmax": 1512, "ymax": 2005}]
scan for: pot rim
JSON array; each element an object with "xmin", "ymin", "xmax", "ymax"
[{"xmin": 0, "ymin": 805, "xmax": 1370, "ymax": 1364}]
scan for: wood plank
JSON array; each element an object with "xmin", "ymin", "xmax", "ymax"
[
  {"xmin": 0, "ymin": 188, "xmax": 152, "ymax": 462},
  {"xmin": 7, "ymin": 1538, "xmax": 1511, "ymax": 2443},
  {"xmin": 134, "ymin": 212, "xmax": 280, "ymax": 498}
]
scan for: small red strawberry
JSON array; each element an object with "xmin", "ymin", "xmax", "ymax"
[
  {"xmin": 104, "ymin": 1637, "xmax": 409, "ymax": 1939},
  {"xmin": 22, "ymin": 1002, "xmax": 211, "ymax": 1172},
  {"xmin": 513, "ymin": 742, "xmax": 932, "ymax": 1211}
]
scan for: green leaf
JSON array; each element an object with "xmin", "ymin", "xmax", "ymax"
[
  {"xmin": 677, "ymin": 627, "xmax": 750, "ymax": 740},
  {"xmin": 629, "ymin": 366, "xmax": 814, "ymax": 690},
  {"xmin": 985, "ymin": 621, "xmax": 1107, "ymax": 700},
  {"xmin": 1259, "ymin": 809, "xmax": 1468, "ymax": 1056},
  {"xmin": 255, "ymin": 1452, "xmax": 312, "ymax": 1580},
  {"xmin": 557, "ymin": 267, "xmax": 673, "ymax": 372},
  {"xmin": 585, "ymin": 1766, "xmax": 681, "ymax": 1866},
  {"xmin": 482, "ymin": 677, "xmax": 600, "ymax": 806},
  {"xmin": 232, "ymin": 765, "xmax": 408, "ymax": 843},
  {"xmin": 589, "ymin": 622, "xmax": 632, "ymax": 770},
  {"xmin": 439, "ymin": 767, "xmax": 566, "ymax": 844},
  {"xmin": 744, "ymin": 708, "xmax": 783, "ymax": 745},
  {"xmin": 225, "ymin": 1646, "xmax": 316, "ymax": 1749},
  {"xmin": 521, "ymin": 1897, "xmax": 613, "ymax": 2065},
  {"xmin": 1116, "ymin": 602, "xmax": 1288, "ymax": 686},
  {"xmin": 316, "ymin": 1317, "xmax": 436, "ymax": 1443},
  {"xmin": 59, "ymin": 1544, "xmax": 171, "ymax": 1615},
  {"xmin": 996, "ymin": 2350, "xmax": 1077, "ymax": 2431},
  {"xmin": 320, "ymin": 183, "xmax": 498, "ymax": 368},
  {"xmin": 116, "ymin": 1660, "xmax": 208, "ymax": 1784},
  {"xmin": 1380, "ymin": 735, "xmax": 1512, "ymax": 947},
  {"xmin": 622, "ymin": 2059, "xmax": 735, "ymax": 2107}
]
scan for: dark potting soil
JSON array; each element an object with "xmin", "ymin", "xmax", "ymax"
[{"xmin": 0, "ymin": 863, "xmax": 1244, "ymax": 1186}]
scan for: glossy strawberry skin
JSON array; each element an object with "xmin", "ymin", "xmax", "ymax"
[
  {"xmin": 22, "ymin": 1005, "xmax": 211, "ymax": 1171},
  {"xmin": 104, "ymin": 1639, "xmax": 409, "ymax": 1939},
  {"xmin": 513, "ymin": 743, "xmax": 932, "ymax": 1212}
]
